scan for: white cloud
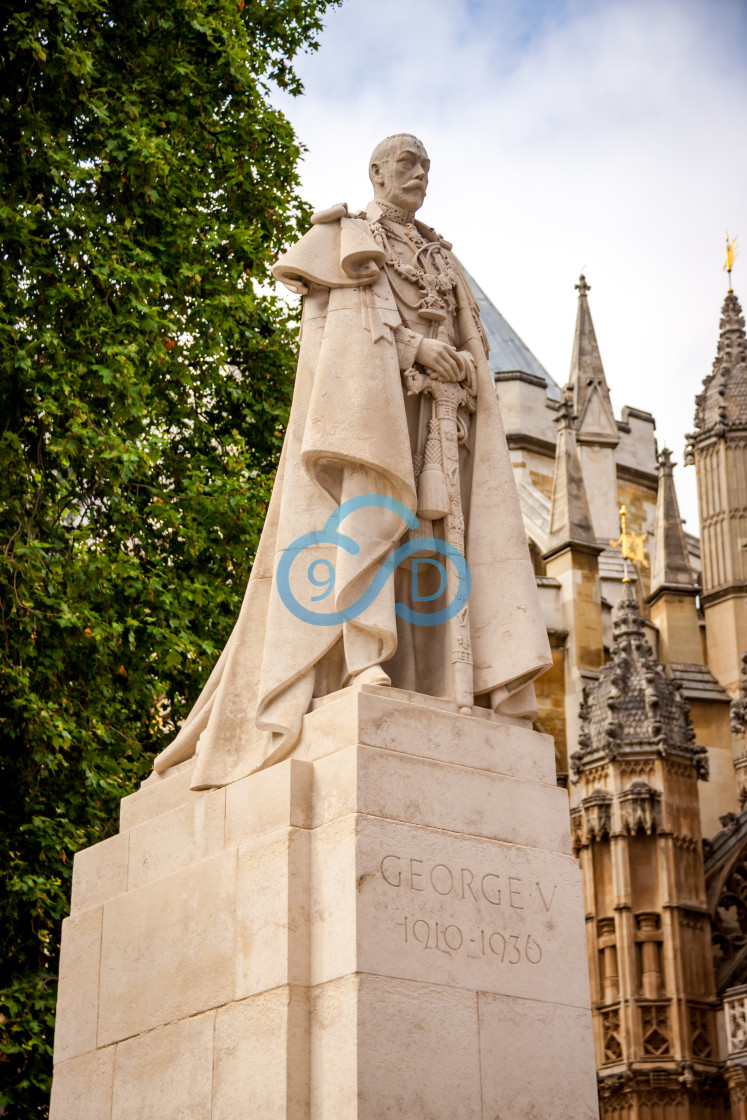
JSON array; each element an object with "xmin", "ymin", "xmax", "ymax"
[{"xmin": 277, "ymin": 0, "xmax": 747, "ymax": 529}]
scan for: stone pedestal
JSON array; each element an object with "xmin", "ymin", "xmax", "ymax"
[{"xmin": 50, "ymin": 686, "xmax": 600, "ymax": 1119}]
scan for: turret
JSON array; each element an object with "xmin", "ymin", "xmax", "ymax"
[
  {"xmin": 571, "ymin": 587, "xmax": 718, "ymax": 1114},
  {"xmin": 687, "ymin": 287, "xmax": 747, "ymax": 693}
]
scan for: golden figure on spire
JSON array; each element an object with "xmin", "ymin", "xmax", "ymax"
[
  {"xmin": 725, "ymin": 231, "xmax": 739, "ymax": 290},
  {"xmin": 610, "ymin": 504, "xmax": 649, "ymax": 583}
]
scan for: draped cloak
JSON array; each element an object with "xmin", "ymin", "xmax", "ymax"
[{"xmin": 153, "ymin": 209, "xmax": 552, "ymax": 789}]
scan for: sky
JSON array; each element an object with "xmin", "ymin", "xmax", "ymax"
[{"xmin": 273, "ymin": 0, "xmax": 747, "ymax": 533}]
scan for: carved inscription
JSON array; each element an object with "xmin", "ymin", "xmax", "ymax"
[
  {"xmin": 380, "ymin": 854, "xmax": 557, "ymax": 911},
  {"xmin": 402, "ymin": 918, "xmax": 543, "ymax": 964},
  {"xmin": 379, "ymin": 853, "xmax": 558, "ymax": 969}
]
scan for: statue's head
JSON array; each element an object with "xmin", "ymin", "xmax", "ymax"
[{"xmin": 369, "ymin": 134, "xmax": 429, "ymax": 215}]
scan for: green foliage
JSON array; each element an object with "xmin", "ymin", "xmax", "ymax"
[{"xmin": 0, "ymin": 0, "xmax": 337, "ymax": 1111}]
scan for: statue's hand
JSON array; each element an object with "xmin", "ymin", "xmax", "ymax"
[{"xmin": 415, "ymin": 338, "xmax": 469, "ymax": 383}]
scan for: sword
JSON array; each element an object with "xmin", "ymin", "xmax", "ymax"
[{"xmin": 404, "ymin": 356, "xmax": 477, "ymax": 713}]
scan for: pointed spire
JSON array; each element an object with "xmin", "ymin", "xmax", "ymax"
[
  {"xmin": 713, "ymin": 289, "xmax": 747, "ymax": 376},
  {"xmin": 569, "ymin": 275, "xmax": 619, "ymax": 445},
  {"xmin": 545, "ymin": 388, "xmax": 597, "ymax": 554},
  {"xmin": 650, "ymin": 448, "xmax": 695, "ymax": 596},
  {"xmin": 692, "ymin": 289, "xmax": 747, "ymax": 435}
]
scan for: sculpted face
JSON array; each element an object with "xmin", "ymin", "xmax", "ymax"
[{"xmin": 369, "ymin": 135, "xmax": 430, "ymax": 215}]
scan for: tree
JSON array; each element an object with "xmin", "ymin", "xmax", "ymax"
[{"xmin": 0, "ymin": 0, "xmax": 338, "ymax": 1111}]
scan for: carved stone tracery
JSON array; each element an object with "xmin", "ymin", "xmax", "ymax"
[
  {"xmin": 712, "ymin": 851, "xmax": 747, "ymax": 991},
  {"xmin": 582, "ymin": 788, "xmax": 613, "ymax": 840},
  {"xmin": 619, "ymin": 781, "xmax": 662, "ymax": 834},
  {"xmin": 641, "ymin": 1002, "xmax": 671, "ymax": 1057},
  {"xmin": 689, "ymin": 1004, "xmax": 714, "ymax": 1060},
  {"xmin": 601, "ymin": 1005, "xmax": 623, "ymax": 1063},
  {"xmin": 598, "ymin": 1067, "xmax": 728, "ymax": 1116}
]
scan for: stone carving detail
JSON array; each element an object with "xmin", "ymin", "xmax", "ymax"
[
  {"xmin": 672, "ymin": 835, "xmax": 700, "ymax": 853},
  {"xmin": 726, "ymin": 1065, "xmax": 747, "ymax": 1103},
  {"xmin": 732, "ymin": 655, "xmax": 747, "ymax": 809},
  {"xmin": 582, "ymin": 788, "xmax": 613, "ymax": 840},
  {"xmin": 724, "ymin": 986, "xmax": 747, "ymax": 1055},
  {"xmin": 700, "ymin": 511, "xmax": 729, "ymax": 529},
  {"xmin": 570, "ymin": 807, "xmax": 584, "ymax": 854},
  {"xmin": 619, "ymin": 759, "xmax": 655, "ymax": 780},
  {"xmin": 583, "ymin": 763, "xmax": 613, "ymax": 784},
  {"xmin": 641, "ymin": 1002, "xmax": 671, "ymax": 1057},
  {"xmin": 736, "ymin": 755, "xmax": 747, "ymax": 811},
  {"xmin": 619, "ymin": 781, "xmax": 662, "ymax": 834},
  {"xmin": 677, "ymin": 908, "xmax": 710, "ymax": 931},
  {"xmin": 688, "ymin": 1005, "xmax": 713, "ymax": 1059},
  {"xmin": 601, "ymin": 1006, "xmax": 623, "ymax": 1063},
  {"xmin": 636, "ymin": 1088, "xmax": 686, "ymax": 1108},
  {"xmin": 689, "ymin": 289, "xmax": 747, "ymax": 442},
  {"xmin": 711, "ymin": 850, "xmax": 747, "ymax": 991},
  {"xmin": 731, "ymin": 653, "xmax": 747, "ymax": 736},
  {"xmin": 577, "ymin": 693, "xmax": 592, "ymax": 754},
  {"xmin": 401, "ymin": 362, "xmax": 477, "ymax": 710},
  {"xmin": 666, "ymin": 759, "xmax": 705, "ymax": 781},
  {"xmin": 598, "ymin": 1068, "xmax": 633, "ymax": 1098},
  {"xmin": 572, "ymin": 588, "xmax": 708, "ymax": 779},
  {"xmin": 599, "ymin": 1067, "xmax": 727, "ymax": 1116}
]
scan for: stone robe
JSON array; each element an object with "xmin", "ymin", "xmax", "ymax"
[{"xmin": 153, "ymin": 203, "xmax": 551, "ymax": 789}]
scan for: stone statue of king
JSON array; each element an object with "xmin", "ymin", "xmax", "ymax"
[{"xmin": 153, "ymin": 133, "xmax": 552, "ymax": 789}]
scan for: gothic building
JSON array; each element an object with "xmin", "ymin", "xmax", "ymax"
[{"xmin": 475, "ymin": 270, "xmax": 747, "ymax": 1117}]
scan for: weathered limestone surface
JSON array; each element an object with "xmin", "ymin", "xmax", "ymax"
[{"xmin": 51, "ymin": 687, "xmax": 599, "ymax": 1119}]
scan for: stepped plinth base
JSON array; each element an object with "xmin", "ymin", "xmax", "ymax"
[{"xmin": 50, "ymin": 686, "xmax": 599, "ymax": 1119}]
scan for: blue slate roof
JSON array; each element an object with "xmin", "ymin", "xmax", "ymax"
[{"xmin": 465, "ymin": 269, "xmax": 562, "ymax": 401}]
